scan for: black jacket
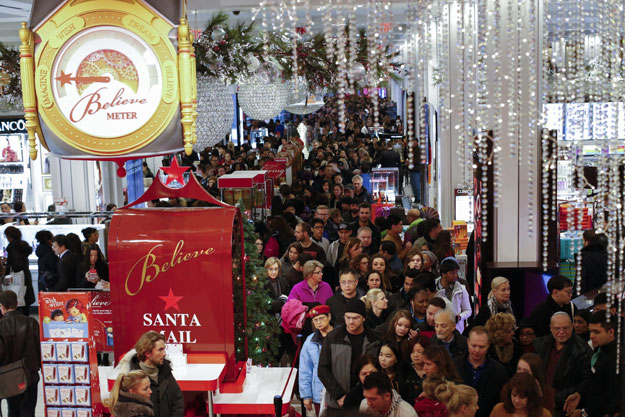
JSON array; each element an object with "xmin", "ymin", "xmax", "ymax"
[
  {"xmin": 526, "ymin": 296, "xmax": 578, "ymax": 337},
  {"xmin": 113, "ymin": 391, "xmax": 154, "ymax": 417},
  {"xmin": 265, "ymin": 275, "xmax": 289, "ymax": 315},
  {"xmin": 6, "ymin": 239, "xmax": 35, "ymax": 306},
  {"xmin": 36, "ymin": 243, "xmax": 58, "ymax": 291},
  {"xmin": 128, "ymin": 355, "xmax": 184, "ymax": 417},
  {"xmin": 326, "ymin": 292, "xmax": 359, "ymax": 326},
  {"xmin": 49, "ymin": 250, "xmax": 81, "ymax": 291},
  {"xmin": 387, "ymin": 289, "xmax": 411, "ymax": 314},
  {"xmin": 586, "ymin": 340, "xmax": 620, "ymax": 417},
  {"xmin": 349, "ymin": 220, "xmax": 381, "ymax": 253},
  {"xmin": 76, "ymin": 259, "xmax": 109, "ymax": 288},
  {"xmin": 454, "ymin": 355, "xmax": 508, "ymax": 417},
  {"xmin": 0, "ymin": 310, "xmax": 40, "ymax": 375},
  {"xmin": 534, "ymin": 334, "xmax": 592, "ymax": 415},
  {"xmin": 432, "ymin": 331, "xmax": 468, "ymax": 359},
  {"xmin": 580, "ymin": 243, "xmax": 607, "ymax": 294}
]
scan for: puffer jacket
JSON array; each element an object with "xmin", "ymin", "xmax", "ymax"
[
  {"xmin": 534, "ymin": 334, "xmax": 592, "ymax": 415},
  {"xmin": 299, "ymin": 330, "xmax": 325, "ymax": 404},
  {"xmin": 318, "ymin": 325, "xmax": 380, "ymax": 409},
  {"xmin": 115, "ymin": 350, "xmax": 184, "ymax": 417},
  {"xmin": 434, "ymin": 278, "xmax": 472, "ymax": 333}
]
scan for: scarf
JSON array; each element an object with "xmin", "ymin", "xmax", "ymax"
[
  {"xmin": 487, "ymin": 297, "xmax": 513, "ymax": 317},
  {"xmin": 378, "ymin": 390, "xmax": 404, "ymax": 417},
  {"xmin": 495, "ymin": 343, "xmax": 515, "ymax": 364},
  {"xmin": 138, "ymin": 361, "xmax": 159, "ymax": 384}
]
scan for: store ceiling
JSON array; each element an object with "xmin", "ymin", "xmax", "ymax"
[{"xmin": 0, "ymin": 0, "xmax": 411, "ymax": 46}]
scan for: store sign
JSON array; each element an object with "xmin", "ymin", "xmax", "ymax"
[
  {"xmin": 0, "ymin": 119, "xmax": 27, "ymax": 134},
  {"xmin": 21, "ymin": 0, "xmax": 195, "ymax": 160},
  {"xmin": 263, "ymin": 160, "xmax": 286, "ymax": 184},
  {"xmin": 51, "ymin": 27, "xmax": 165, "ymax": 138},
  {"xmin": 109, "ymin": 207, "xmax": 240, "ymax": 376}
]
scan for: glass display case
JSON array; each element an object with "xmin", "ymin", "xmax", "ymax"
[
  {"xmin": 218, "ymin": 170, "xmax": 272, "ymax": 221},
  {"xmin": 370, "ymin": 168, "xmax": 399, "ymax": 202}
]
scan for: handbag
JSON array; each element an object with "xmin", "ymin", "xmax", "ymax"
[
  {"xmin": 2, "ymin": 270, "xmax": 26, "ymax": 307},
  {"xmin": 0, "ymin": 359, "xmax": 28, "ymax": 399}
]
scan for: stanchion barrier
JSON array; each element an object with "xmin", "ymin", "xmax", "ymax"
[{"xmin": 275, "ymin": 334, "xmax": 303, "ymax": 417}]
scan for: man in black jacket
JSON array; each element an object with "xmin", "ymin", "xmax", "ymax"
[
  {"xmin": 387, "ymin": 271, "xmax": 418, "ymax": 314},
  {"xmin": 326, "ymin": 269, "xmax": 361, "ymax": 326},
  {"xmin": 50, "ymin": 234, "xmax": 81, "ymax": 291},
  {"xmin": 526, "ymin": 275, "xmax": 578, "ymax": 337},
  {"xmin": 432, "ymin": 309, "xmax": 468, "ymax": 359},
  {"xmin": 0, "ymin": 290, "xmax": 41, "ymax": 416},
  {"xmin": 534, "ymin": 312, "xmax": 592, "ymax": 417},
  {"xmin": 454, "ymin": 326, "xmax": 507, "ymax": 417},
  {"xmin": 349, "ymin": 203, "xmax": 381, "ymax": 253},
  {"xmin": 117, "ymin": 331, "xmax": 184, "ymax": 417},
  {"xmin": 562, "ymin": 310, "xmax": 620, "ymax": 417},
  {"xmin": 579, "ymin": 230, "xmax": 607, "ymax": 294},
  {"xmin": 318, "ymin": 299, "xmax": 380, "ymax": 411}
]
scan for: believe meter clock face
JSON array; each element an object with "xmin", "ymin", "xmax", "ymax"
[{"xmin": 51, "ymin": 26, "xmax": 163, "ymax": 138}]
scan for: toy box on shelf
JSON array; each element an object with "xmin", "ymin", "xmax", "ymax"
[
  {"xmin": 452, "ymin": 221, "xmax": 469, "ymax": 254},
  {"xmin": 559, "ymin": 203, "xmax": 592, "ymax": 232},
  {"xmin": 40, "ymin": 291, "xmax": 105, "ymax": 417}
]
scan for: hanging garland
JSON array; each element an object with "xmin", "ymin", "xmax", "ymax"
[
  {"xmin": 194, "ymin": 12, "xmax": 264, "ymax": 85},
  {"xmin": 0, "ymin": 42, "xmax": 22, "ymax": 109},
  {"xmin": 194, "ymin": 12, "xmax": 400, "ymax": 94}
]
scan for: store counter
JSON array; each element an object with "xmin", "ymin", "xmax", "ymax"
[{"xmin": 212, "ymin": 366, "xmax": 297, "ymax": 414}]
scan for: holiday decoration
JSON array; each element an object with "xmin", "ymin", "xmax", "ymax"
[
  {"xmin": 160, "ymin": 158, "xmax": 190, "ymax": 186},
  {"xmin": 195, "ymin": 76, "xmax": 234, "ymax": 151},
  {"xmin": 233, "ymin": 203, "xmax": 280, "ymax": 365},
  {"xmin": 238, "ymin": 76, "xmax": 290, "ymax": 121},
  {"xmin": 0, "ymin": 42, "xmax": 22, "ymax": 111},
  {"xmin": 194, "ymin": 12, "xmax": 263, "ymax": 85}
]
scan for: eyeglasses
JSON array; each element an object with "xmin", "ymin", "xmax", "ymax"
[
  {"xmin": 551, "ymin": 326, "xmax": 571, "ymax": 333},
  {"xmin": 313, "ymin": 226, "xmax": 324, "ymax": 230},
  {"xmin": 340, "ymin": 280, "xmax": 357, "ymax": 286},
  {"xmin": 313, "ymin": 270, "xmax": 323, "ymax": 275}
]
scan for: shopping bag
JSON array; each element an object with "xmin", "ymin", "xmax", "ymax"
[{"xmin": 3, "ymin": 270, "xmax": 26, "ymax": 307}]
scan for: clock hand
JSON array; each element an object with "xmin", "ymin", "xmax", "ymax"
[{"xmin": 55, "ymin": 71, "xmax": 111, "ymax": 87}]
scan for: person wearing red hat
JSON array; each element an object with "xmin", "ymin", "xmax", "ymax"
[{"xmin": 299, "ymin": 305, "xmax": 333, "ymax": 416}]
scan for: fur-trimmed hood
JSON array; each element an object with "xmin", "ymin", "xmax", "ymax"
[
  {"xmin": 116, "ymin": 349, "xmax": 138, "ymax": 374},
  {"xmin": 113, "ymin": 391, "xmax": 154, "ymax": 417}
]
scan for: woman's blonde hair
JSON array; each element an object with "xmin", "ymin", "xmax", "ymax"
[
  {"xmin": 103, "ymin": 370, "xmax": 149, "ymax": 410},
  {"xmin": 485, "ymin": 312, "xmax": 516, "ymax": 345},
  {"xmin": 434, "ymin": 380, "xmax": 478, "ymax": 413},
  {"xmin": 264, "ymin": 257, "xmax": 281, "ymax": 273},
  {"xmin": 488, "ymin": 276, "xmax": 509, "ymax": 299},
  {"xmin": 363, "ymin": 288, "xmax": 384, "ymax": 310}
]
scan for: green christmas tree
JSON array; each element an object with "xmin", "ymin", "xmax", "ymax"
[{"xmin": 232, "ymin": 206, "xmax": 280, "ymax": 365}]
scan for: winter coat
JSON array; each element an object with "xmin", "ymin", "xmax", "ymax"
[
  {"xmin": 6, "ymin": 239, "xmax": 34, "ymax": 306},
  {"xmin": 116, "ymin": 350, "xmax": 184, "ymax": 417},
  {"xmin": 431, "ymin": 330, "xmax": 468, "ymax": 359},
  {"xmin": 454, "ymin": 355, "xmax": 508, "ymax": 417},
  {"xmin": 112, "ymin": 391, "xmax": 154, "ymax": 417},
  {"xmin": 586, "ymin": 340, "xmax": 620, "ymax": 417},
  {"xmin": 534, "ymin": 334, "xmax": 592, "ymax": 416},
  {"xmin": 299, "ymin": 331, "xmax": 325, "ymax": 404},
  {"xmin": 288, "ymin": 280, "xmax": 333, "ymax": 305},
  {"xmin": 280, "ymin": 299, "xmax": 308, "ymax": 335},
  {"xmin": 318, "ymin": 325, "xmax": 380, "ymax": 409},
  {"xmin": 434, "ymin": 278, "xmax": 472, "ymax": 333},
  {"xmin": 326, "ymin": 292, "xmax": 360, "ymax": 327},
  {"xmin": 526, "ymin": 296, "xmax": 578, "ymax": 338},
  {"xmin": 264, "ymin": 275, "xmax": 290, "ymax": 316},
  {"xmin": 580, "ymin": 243, "xmax": 607, "ymax": 293},
  {"xmin": 36, "ymin": 243, "xmax": 57, "ymax": 292}
]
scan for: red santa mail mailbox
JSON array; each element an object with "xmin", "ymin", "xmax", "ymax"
[{"xmin": 108, "ymin": 167, "xmax": 245, "ymax": 381}]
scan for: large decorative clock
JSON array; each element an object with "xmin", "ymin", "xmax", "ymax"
[{"xmin": 19, "ymin": 0, "xmax": 197, "ymax": 165}]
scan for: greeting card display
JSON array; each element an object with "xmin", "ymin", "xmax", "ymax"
[{"xmin": 39, "ymin": 292, "xmax": 104, "ymax": 417}]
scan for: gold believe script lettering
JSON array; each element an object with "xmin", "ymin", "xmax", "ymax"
[{"xmin": 125, "ymin": 240, "xmax": 215, "ymax": 296}]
